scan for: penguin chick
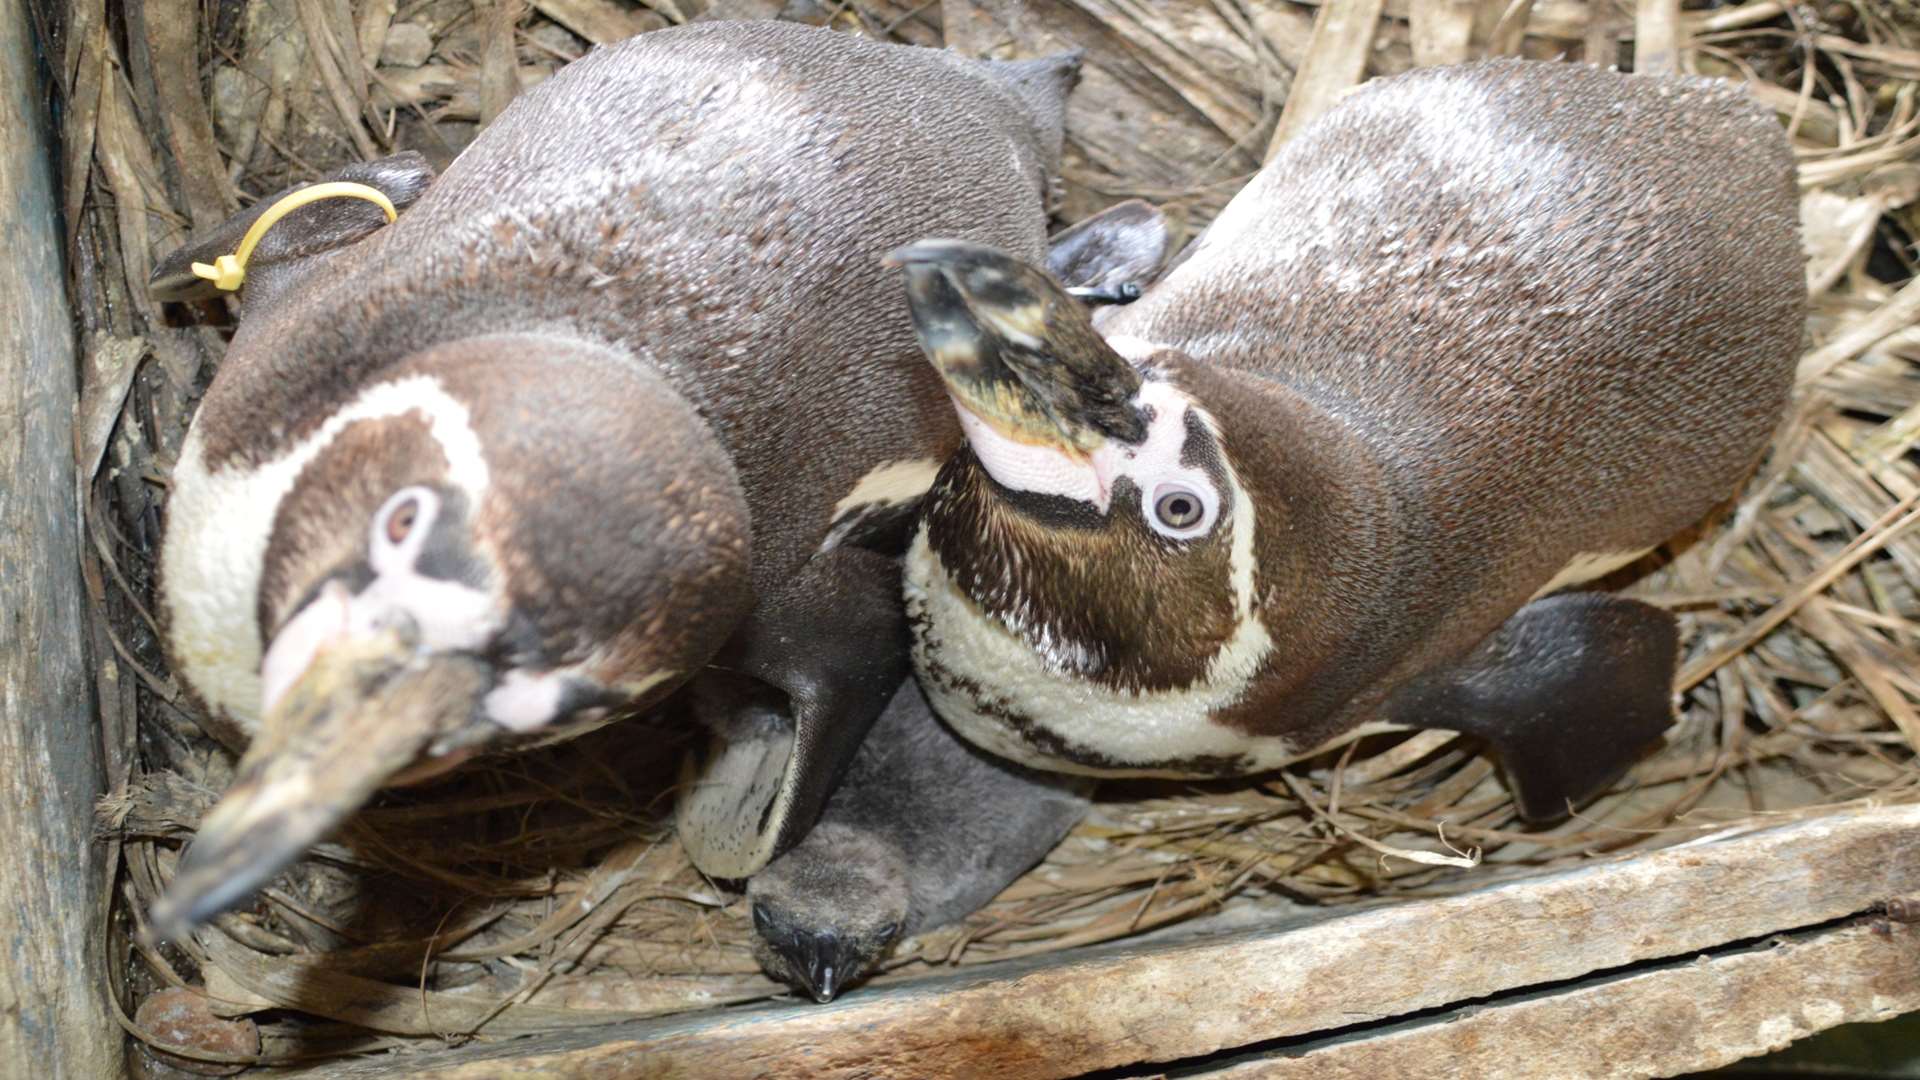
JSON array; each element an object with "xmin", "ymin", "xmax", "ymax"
[
  {"xmin": 748, "ymin": 678, "xmax": 1090, "ymax": 1003},
  {"xmin": 889, "ymin": 60, "xmax": 1806, "ymax": 822}
]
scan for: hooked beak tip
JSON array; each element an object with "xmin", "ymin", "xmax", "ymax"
[
  {"xmin": 141, "ymin": 644, "xmax": 491, "ymax": 948},
  {"xmin": 882, "ymin": 241, "xmax": 937, "ymax": 270},
  {"xmin": 884, "ymin": 238, "xmax": 991, "ymax": 273},
  {"xmin": 804, "ymin": 962, "xmax": 841, "ymax": 1003},
  {"xmin": 142, "ymin": 784, "xmax": 307, "ymax": 945}
]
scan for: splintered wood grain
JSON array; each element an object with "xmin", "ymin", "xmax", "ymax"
[
  {"xmin": 1267, "ymin": 0, "xmax": 1386, "ymax": 157},
  {"xmin": 0, "ymin": 2, "xmax": 117, "ymax": 1076},
  {"xmin": 1203, "ymin": 921, "xmax": 1920, "ymax": 1078},
  {"xmin": 128, "ymin": 0, "xmax": 236, "ymax": 229},
  {"xmin": 1633, "ymin": 0, "xmax": 1684, "ymax": 74},
  {"xmin": 306, "ymin": 807, "xmax": 1920, "ymax": 1079},
  {"xmin": 1409, "ymin": 0, "xmax": 1477, "ymax": 66}
]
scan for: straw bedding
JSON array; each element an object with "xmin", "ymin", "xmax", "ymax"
[{"xmin": 49, "ymin": 0, "xmax": 1920, "ymax": 1069}]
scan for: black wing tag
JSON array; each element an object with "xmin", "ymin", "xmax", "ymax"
[{"xmin": 1046, "ymin": 198, "xmax": 1172, "ymax": 302}]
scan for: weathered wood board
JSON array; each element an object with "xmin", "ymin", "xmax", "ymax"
[
  {"xmin": 306, "ymin": 806, "xmax": 1920, "ymax": 1078},
  {"xmin": 0, "ymin": 1, "xmax": 118, "ymax": 1076},
  {"xmin": 1205, "ymin": 920, "xmax": 1920, "ymax": 1078}
]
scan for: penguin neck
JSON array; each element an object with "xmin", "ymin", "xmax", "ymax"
[{"xmin": 1167, "ymin": 362, "xmax": 1414, "ymax": 740}]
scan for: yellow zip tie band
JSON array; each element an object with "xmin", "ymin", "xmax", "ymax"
[{"xmin": 191, "ymin": 182, "xmax": 400, "ymax": 292}]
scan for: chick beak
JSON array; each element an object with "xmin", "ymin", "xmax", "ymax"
[
  {"xmin": 787, "ymin": 929, "xmax": 869, "ymax": 1004},
  {"xmin": 144, "ymin": 629, "xmax": 490, "ymax": 945},
  {"xmin": 885, "ymin": 239, "xmax": 1147, "ymax": 452}
]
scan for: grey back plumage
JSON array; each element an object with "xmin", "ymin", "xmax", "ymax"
[
  {"xmin": 1104, "ymin": 60, "xmax": 1805, "ymax": 722},
  {"xmin": 190, "ymin": 21, "xmax": 1072, "ymax": 597}
]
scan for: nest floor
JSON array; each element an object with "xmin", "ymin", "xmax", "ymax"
[{"xmin": 43, "ymin": 0, "xmax": 1920, "ymax": 1073}]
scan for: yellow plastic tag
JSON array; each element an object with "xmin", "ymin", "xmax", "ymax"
[{"xmin": 191, "ymin": 181, "xmax": 400, "ymax": 292}]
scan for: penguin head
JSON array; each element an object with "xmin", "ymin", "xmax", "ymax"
[
  {"xmin": 151, "ymin": 333, "xmax": 752, "ymax": 941},
  {"xmin": 887, "ymin": 240, "xmax": 1259, "ymax": 695},
  {"xmin": 746, "ymin": 822, "xmax": 911, "ymax": 1003}
]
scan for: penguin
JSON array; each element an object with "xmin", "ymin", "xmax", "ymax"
[
  {"xmin": 747, "ymin": 677, "xmax": 1092, "ymax": 1003},
  {"xmin": 143, "ymin": 21, "xmax": 1105, "ymax": 942},
  {"xmin": 885, "ymin": 60, "xmax": 1807, "ymax": 823},
  {"xmin": 742, "ymin": 200, "xmax": 1168, "ymax": 1004}
]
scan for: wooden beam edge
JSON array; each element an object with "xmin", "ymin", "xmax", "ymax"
[
  {"xmin": 1203, "ymin": 919, "xmax": 1920, "ymax": 1078},
  {"xmin": 0, "ymin": 1, "xmax": 118, "ymax": 1076},
  {"xmin": 306, "ymin": 805, "xmax": 1920, "ymax": 1078}
]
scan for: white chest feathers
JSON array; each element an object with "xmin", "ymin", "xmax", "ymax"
[
  {"xmin": 160, "ymin": 376, "xmax": 491, "ymax": 736},
  {"xmin": 903, "ymin": 530, "xmax": 1299, "ymax": 778}
]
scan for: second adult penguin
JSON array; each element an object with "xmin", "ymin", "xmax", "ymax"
[{"xmin": 889, "ymin": 60, "xmax": 1805, "ymax": 820}]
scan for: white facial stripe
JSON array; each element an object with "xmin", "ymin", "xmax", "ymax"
[
  {"xmin": 260, "ymin": 581, "xmax": 349, "ymax": 715},
  {"xmin": 1530, "ymin": 547, "xmax": 1655, "ymax": 601},
  {"xmin": 954, "ymin": 374, "xmax": 1225, "ymax": 536},
  {"xmin": 908, "ymin": 531, "xmax": 1282, "ymax": 775},
  {"xmin": 1215, "ymin": 438, "xmax": 1260, "ymax": 624},
  {"xmin": 162, "ymin": 375, "xmax": 492, "ymax": 735},
  {"xmin": 1102, "ymin": 380, "xmax": 1221, "ymax": 539},
  {"xmin": 830, "ymin": 458, "xmax": 941, "ymax": 522}
]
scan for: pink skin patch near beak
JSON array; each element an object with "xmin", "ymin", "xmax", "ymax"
[
  {"xmin": 951, "ymin": 398, "xmax": 1111, "ymax": 512},
  {"xmin": 260, "ymin": 581, "xmax": 352, "ymax": 716}
]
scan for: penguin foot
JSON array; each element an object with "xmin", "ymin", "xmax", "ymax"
[{"xmin": 1386, "ymin": 592, "xmax": 1679, "ymax": 823}]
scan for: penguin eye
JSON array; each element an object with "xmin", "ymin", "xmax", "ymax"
[
  {"xmin": 385, "ymin": 498, "xmax": 420, "ymax": 545},
  {"xmin": 371, "ymin": 486, "xmax": 439, "ymax": 564},
  {"xmin": 1152, "ymin": 485, "xmax": 1206, "ymax": 532}
]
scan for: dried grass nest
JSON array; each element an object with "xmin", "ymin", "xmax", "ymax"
[{"xmin": 54, "ymin": 0, "xmax": 1920, "ymax": 1070}]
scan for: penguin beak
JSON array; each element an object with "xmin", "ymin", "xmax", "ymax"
[
  {"xmin": 783, "ymin": 928, "xmax": 872, "ymax": 1004},
  {"xmin": 886, "ymin": 239, "xmax": 1147, "ymax": 453},
  {"xmin": 144, "ymin": 628, "xmax": 490, "ymax": 944}
]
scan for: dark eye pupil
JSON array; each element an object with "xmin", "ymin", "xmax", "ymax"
[{"xmin": 1156, "ymin": 492, "xmax": 1201, "ymax": 528}]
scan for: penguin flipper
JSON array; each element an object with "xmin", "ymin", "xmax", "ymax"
[
  {"xmin": 676, "ymin": 546, "xmax": 908, "ymax": 880},
  {"xmin": 148, "ymin": 151, "xmax": 437, "ymax": 305},
  {"xmin": 974, "ymin": 50, "xmax": 1083, "ymax": 176},
  {"xmin": 1385, "ymin": 592, "xmax": 1679, "ymax": 823},
  {"xmin": 1047, "ymin": 199, "xmax": 1173, "ymax": 297}
]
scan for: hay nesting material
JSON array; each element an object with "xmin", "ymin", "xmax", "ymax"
[{"xmin": 48, "ymin": 0, "xmax": 1920, "ymax": 1070}]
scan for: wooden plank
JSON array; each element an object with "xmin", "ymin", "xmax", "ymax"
[
  {"xmin": 1408, "ymin": 0, "xmax": 1477, "ymax": 67},
  {"xmin": 307, "ymin": 806, "xmax": 1920, "ymax": 1078},
  {"xmin": 0, "ymin": 2, "xmax": 119, "ymax": 1077},
  {"xmin": 1266, "ymin": 0, "xmax": 1387, "ymax": 158},
  {"xmin": 1634, "ymin": 0, "xmax": 1685, "ymax": 75},
  {"xmin": 1203, "ymin": 921, "xmax": 1920, "ymax": 1078}
]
